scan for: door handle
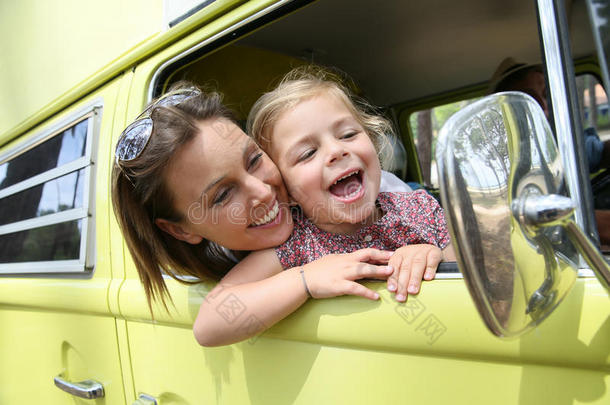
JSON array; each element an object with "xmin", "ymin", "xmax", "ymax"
[
  {"xmin": 54, "ymin": 375, "xmax": 105, "ymax": 399},
  {"xmin": 133, "ymin": 393, "xmax": 158, "ymax": 405}
]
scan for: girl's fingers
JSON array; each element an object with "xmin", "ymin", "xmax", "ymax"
[
  {"xmin": 395, "ymin": 255, "xmax": 412, "ymax": 302},
  {"xmin": 387, "ymin": 254, "xmax": 404, "ymax": 292},
  {"xmin": 424, "ymin": 248, "xmax": 442, "ymax": 280},
  {"xmin": 406, "ymin": 252, "xmax": 427, "ymax": 295}
]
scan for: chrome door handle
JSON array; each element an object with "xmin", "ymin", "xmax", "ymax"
[
  {"xmin": 133, "ymin": 394, "xmax": 158, "ymax": 405},
  {"xmin": 54, "ymin": 375, "xmax": 105, "ymax": 399}
]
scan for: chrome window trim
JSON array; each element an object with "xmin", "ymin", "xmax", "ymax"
[
  {"xmin": 169, "ymin": 272, "xmax": 466, "ymax": 283},
  {"xmin": 79, "ymin": 104, "xmax": 101, "ymax": 270},
  {"xmin": 536, "ymin": 0, "xmax": 598, "ymax": 244},
  {"xmin": 0, "ymin": 100, "xmax": 102, "ymax": 274},
  {"xmin": 0, "ymin": 111, "xmax": 91, "ymax": 165},
  {"xmin": 434, "ymin": 273, "xmax": 464, "ymax": 280},
  {"xmin": 0, "ymin": 207, "xmax": 88, "ymax": 236},
  {"xmin": 578, "ymin": 268, "xmax": 596, "ymax": 277},
  {"xmin": 148, "ymin": 0, "xmax": 294, "ymax": 101},
  {"xmin": 0, "ymin": 156, "xmax": 89, "ymax": 200},
  {"xmin": 0, "ymin": 260, "xmax": 87, "ymax": 275}
]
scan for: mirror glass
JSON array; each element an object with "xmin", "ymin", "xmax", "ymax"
[{"xmin": 436, "ymin": 92, "xmax": 579, "ymax": 337}]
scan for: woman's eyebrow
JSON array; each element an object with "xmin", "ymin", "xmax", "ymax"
[
  {"xmin": 197, "ymin": 137, "xmax": 252, "ymax": 203},
  {"xmin": 203, "ymin": 176, "xmax": 225, "ymax": 195},
  {"xmin": 197, "ymin": 175, "xmax": 225, "ymax": 206}
]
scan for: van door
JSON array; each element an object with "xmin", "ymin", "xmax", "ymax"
[
  {"xmin": 0, "ymin": 76, "xmax": 127, "ymax": 404},
  {"xmin": 117, "ymin": 0, "xmax": 610, "ymax": 404}
]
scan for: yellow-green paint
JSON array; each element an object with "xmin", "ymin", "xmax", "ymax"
[
  {"xmin": 1, "ymin": 1, "xmax": 609, "ymax": 403},
  {"xmin": 0, "ymin": 0, "xmax": 249, "ymax": 146},
  {"xmin": 0, "ymin": 0, "xmax": 162, "ymax": 143},
  {"xmin": 119, "ymin": 277, "xmax": 609, "ymax": 404},
  {"xmin": 0, "ymin": 76, "xmax": 125, "ymax": 404}
]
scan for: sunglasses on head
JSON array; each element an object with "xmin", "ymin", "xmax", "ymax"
[{"xmin": 115, "ymin": 88, "xmax": 200, "ymax": 164}]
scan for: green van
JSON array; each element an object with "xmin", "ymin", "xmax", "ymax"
[{"xmin": 0, "ymin": 0, "xmax": 608, "ymax": 404}]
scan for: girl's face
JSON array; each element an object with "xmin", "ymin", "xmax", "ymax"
[
  {"xmin": 158, "ymin": 118, "xmax": 293, "ymax": 251},
  {"xmin": 268, "ymin": 93, "xmax": 381, "ymax": 234}
]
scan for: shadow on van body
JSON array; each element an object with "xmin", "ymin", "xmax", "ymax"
[
  {"xmin": 188, "ymin": 280, "xmax": 389, "ymax": 404},
  {"xmin": 517, "ymin": 281, "xmax": 609, "ymax": 404}
]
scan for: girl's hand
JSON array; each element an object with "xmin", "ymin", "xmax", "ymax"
[
  {"xmin": 301, "ymin": 248, "xmax": 394, "ymax": 300},
  {"xmin": 386, "ymin": 244, "xmax": 442, "ymax": 302}
]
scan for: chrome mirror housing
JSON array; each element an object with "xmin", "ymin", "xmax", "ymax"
[{"xmin": 436, "ymin": 92, "xmax": 610, "ymax": 337}]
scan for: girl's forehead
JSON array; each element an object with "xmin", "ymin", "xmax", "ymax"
[{"xmin": 276, "ymin": 91, "xmax": 356, "ymax": 125}]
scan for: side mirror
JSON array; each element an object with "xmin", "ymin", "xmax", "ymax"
[{"xmin": 436, "ymin": 92, "xmax": 610, "ymax": 337}]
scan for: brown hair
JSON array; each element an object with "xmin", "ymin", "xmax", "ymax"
[
  {"xmin": 495, "ymin": 65, "xmax": 544, "ymax": 92},
  {"xmin": 112, "ymin": 82, "xmax": 242, "ymax": 312},
  {"xmin": 247, "ymin": 66, "xmax": 393, "ymax": 165}
]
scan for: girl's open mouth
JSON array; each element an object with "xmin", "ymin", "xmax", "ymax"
[{"xmin": 329, "ymin": 170, "xmax": 364, "ymax": 201}]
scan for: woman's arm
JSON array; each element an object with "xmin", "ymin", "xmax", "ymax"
[{"xmin": 193, "ymin": 248, "xmax": 393, "ymax": 347}]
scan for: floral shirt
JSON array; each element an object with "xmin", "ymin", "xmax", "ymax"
[{"xmin": 275, "ymin": 190, "xmax": 450, "ymax": 269}]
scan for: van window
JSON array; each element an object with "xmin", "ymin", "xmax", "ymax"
[
  {"xmin": 408, "ymin": 73, "xmax": 609, "ymax": 189},
  {"xmin": 576, "ymin": 73, "xmax": 610, "ymax": 135},
  {"xmin": 0, "ymin": 108, "xmax": 99, "ymax": 273},
  {"xmin": 408, "ymin": 98, "xmax": 481, "ymax": 188}
]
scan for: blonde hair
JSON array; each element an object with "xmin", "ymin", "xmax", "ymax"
[
  {"xmin": 247, "ymin": 66, "xmax": 393, "ymax": 164},
  {"xmin": 112, "ymin": 82, "xmax": 244, "ymax": 312}
]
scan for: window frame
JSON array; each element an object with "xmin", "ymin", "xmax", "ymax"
[
  {"xmin": 395, "ymin": 85, "xmax": 485, "ymax": 185},
  {"xmin": 0, "ymin": 101, "xmax": 102, "ymax": 274}
]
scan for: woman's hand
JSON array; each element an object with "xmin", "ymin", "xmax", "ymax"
[
  {"xmin": 386, "ymin": 244, "xmax": 443, "ymax": 302},
  {"xmin": 301, "ymin": 248, "xmax": 394, "ymax": 300}
]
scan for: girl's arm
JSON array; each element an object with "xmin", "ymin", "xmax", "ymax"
[
  {"xmin": 193, "ymin": 248, "xmax": 393, "ymax": 347},
  {"xmin": 442, "ymin": 243, "xmax": 456, "ymax": 261}
]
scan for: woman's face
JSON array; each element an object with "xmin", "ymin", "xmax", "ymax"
[{"xmin": 159, "ymin": 118, "xmax": 293, "ymax": 251}]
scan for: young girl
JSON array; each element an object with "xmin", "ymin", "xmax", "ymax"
[{"xmin": 194, "ymin": 68, "xmax": 455, "ymax": 346}]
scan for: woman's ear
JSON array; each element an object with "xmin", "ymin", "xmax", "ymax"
[{"xmin": 155, "ymin": 218, "xmax": 203, "ymax": 245}]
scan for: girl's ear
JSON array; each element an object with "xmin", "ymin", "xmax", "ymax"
[{"xmin": 155, "ymin": 218, "xmax": 203, "ymax": 245}]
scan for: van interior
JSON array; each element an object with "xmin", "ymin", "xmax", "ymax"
[{"xmin": 160, "ymin": 0, "xmax": 604, "ymax": 218}]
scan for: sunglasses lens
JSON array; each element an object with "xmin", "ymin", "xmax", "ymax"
[
  {"xmin": 116, "ymin": 88, "xmax": 200, "ymax": 163},
  {"xmin": 116, "ymin": 119, "xmax": 154, "ymax": 162},
  {"xmin": 155, "ymin": 90, "xmax": 198, "ymax": 109}
]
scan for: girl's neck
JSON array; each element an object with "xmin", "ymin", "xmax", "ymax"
[{"xmin": 312, "ymin": 204, "xmax": 384, "ymax": 235}]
